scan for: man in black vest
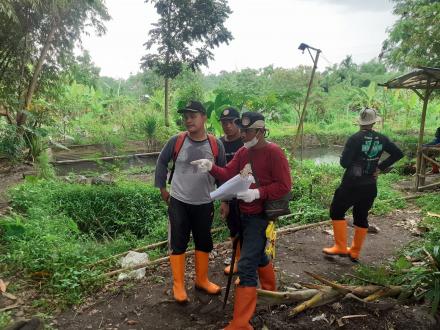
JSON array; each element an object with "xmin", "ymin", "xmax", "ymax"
[
  {"xmin": 219, "ymin": 107, "xmax": 244, "ymax": 275},
  {"xmin": 323, "ymin": 108, "xmax": 404, "ymax": 262}
]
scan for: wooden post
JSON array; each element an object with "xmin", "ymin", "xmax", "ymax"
[
  {"xmin": 415, "ymin": 83, "xmax": 431, "ymax": 191},
  {"xmin": 164, "ymin": 77, "xmax": 170, "ymax": 127},
  {"xmin": 420, "ymin": 152, "xmax": 427, "ymax": 187},
  {"xmin": 293, "ymin": 49, "xmax": 321, "ymax": 158}
]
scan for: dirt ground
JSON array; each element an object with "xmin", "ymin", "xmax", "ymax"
[{"xmin": 52, "ymin": 207, "xmax": 438, "ymax": 330}]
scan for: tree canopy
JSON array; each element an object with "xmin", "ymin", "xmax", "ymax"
[
  {"xmin": 0, "ymin": 0, "xmax": 110, "ymax": 125},
  {"xmin": 382, "ymin": 0, "xmax": 440, "ymax": 69},
  {"xmin": 141, "ymin": 0, "xmax": 233, "ymax": 126}
]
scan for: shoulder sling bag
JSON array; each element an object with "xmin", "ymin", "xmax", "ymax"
[{"xmin": 249, "ymin": 152, "xmax": 292, "ymax": 220}]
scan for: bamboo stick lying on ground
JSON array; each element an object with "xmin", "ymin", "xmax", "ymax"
[
  {"xmin": 88, "ymin": 226, "xmax": 226, "ymax": 267},
  {"xmin": 257, "ymin": 288, "xmax": 319, "ymax": 305},
  {"xmin": 92, "ymin": 214, "xmax": 318, "ymax": 268},
  {"xmin": 285, "ymin": 272, "xmax": 403, "ymax": 317},
  {"xmin": 103, "ymin": 220, "xmax": 333, "ymax": 277},
  {"xmin": 289, "ymin": 287, "xmax": 340, "ymax": 317}
]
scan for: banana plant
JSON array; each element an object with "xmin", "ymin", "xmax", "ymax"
[{"xmin": 204, "ymin": 92, "xmax": 233, "ymax": 136}]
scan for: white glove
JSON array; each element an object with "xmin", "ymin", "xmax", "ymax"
[
  {"xmin": 237, "ymin": 189, "xmax": 260, "ymax": 203},
  {"xmin": 190, "ymin": 159, "xmax": 213, "ymax": 172}
]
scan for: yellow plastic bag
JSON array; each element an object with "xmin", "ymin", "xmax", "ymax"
[{"xmin": 265, "ymin": 221, "xmax": 276, "ymax": 259}]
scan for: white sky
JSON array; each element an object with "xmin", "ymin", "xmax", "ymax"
[{"xmin": 79, "ymin": 0, "xmax": 397, "ymax": 79}]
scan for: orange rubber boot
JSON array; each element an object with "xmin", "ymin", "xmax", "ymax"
[
  {"xmin": 349, "ymin": 226, "xmax": 368, "ymax": 262},
  {"xmin": 169, "ymin": 254, "xmax": 188, "ymax": 303},
  {"xmin": 258, "ymin": 262, "xmax": 276, "ymax": 291},
  {"xmin": 224, "ymin": 241, "xmax": 240, "ymax": 275},
  {"xmin": 224, "ymin": 286, "xmax": 257, "ymax": 330},
  {"xmin": 322, "ymin": 220, "xmax": 348, "ymax": 256},
  {"xmin": 195, "ymin": 251, "xmax": 221, "ymax": 295}
]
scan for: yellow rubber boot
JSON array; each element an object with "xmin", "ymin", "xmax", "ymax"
[
  {"xmin": 349, "ymin": 226, "xmax": 368, "ymax": 262},
  {"xmin": 258, "ymin": 262, "xmax": 276, "ymax": 291},
  {"xmin": 195, "ymin": 251, "xmax": 221, "ymax": 295},
  {"xmin": 169, "ymin": 254, "xmax": 188, "ymax": 303},
  {"xmin": 224, "ymin": 286, "xmax": 256, "ymax": 330},
  {"xmin": 224, "ymin": 240, "xmax": 240, "ymax": 275},
  {"xmin": 322, "ymin": 220, "xmax": 348, "ymax": 256}
]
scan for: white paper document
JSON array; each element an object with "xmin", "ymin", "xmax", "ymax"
[{"xmin": 210, "ymin": 174, "xmax": 254, "ymax": 201}]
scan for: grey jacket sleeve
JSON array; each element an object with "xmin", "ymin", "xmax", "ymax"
[{"xmin": 154, "ymin": 136, "xmax": 178, "ymax": 189}]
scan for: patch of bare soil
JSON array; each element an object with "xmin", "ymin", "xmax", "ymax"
[{"xmin": 52, "ymin": 207, "xmax": 438, "ymax": 330}]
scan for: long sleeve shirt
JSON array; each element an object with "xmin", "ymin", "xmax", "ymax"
[
  {"xmin": 210, "ymin": 142, "xmax": 292, "ymax": 215},
  {"xmin": 340, "ymin": 129, "xmax": 404, "ymax": 186}
]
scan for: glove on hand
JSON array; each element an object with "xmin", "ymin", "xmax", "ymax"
[
  {"xmin": 237, "ymin": 189, "xmax": 260, "ymax": 203},
  {"xmin": 190, "ymin": 159, "xmax": 213, "ymax": 172}
]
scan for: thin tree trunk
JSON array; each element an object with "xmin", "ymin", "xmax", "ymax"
[
  {"xmin": 20, "ymin": 18, "xmax": 58, "ymax": 126},
  {"xmin": 164, "ymin": 77, "xmax": 170, "ymax": 127}
]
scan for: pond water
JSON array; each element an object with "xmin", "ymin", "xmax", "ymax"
[
  {"xmin": 51, "ymin": 146, "xmax": 342, "ymax": 175},
  {"xmin": 297, "ymin": 146, "xmax": 342, "ymax": 165}
]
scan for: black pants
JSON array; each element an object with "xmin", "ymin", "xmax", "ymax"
[
  {"xmin": 168, "ymin": 197, "xmax": 214, "ymax": 254},
  {"xmin": 330, "ymin": 184, "xmax": 377, "ymax": 228},
  {"xmin": 226, "ymin": 199, "xmax": 240, "ymax": 238}
]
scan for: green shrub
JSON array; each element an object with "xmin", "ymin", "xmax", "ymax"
[
  {"xmin": 9, "ymin": 180, "xmax": 168, "ymax": 239},
  {"xmin": 2, "ymin": 179, "xmax": 170, "ymax": 305},
  {"xmin": 0, "ymin": 124, "xmax": 25, "ymax": 162},
  {"xmin": 356, "ymin": 193, "xmax": 440, "ymax": 315}
]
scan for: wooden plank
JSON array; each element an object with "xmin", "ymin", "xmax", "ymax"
[
  {"xmin": 422, "ymin": 153, "xmax": 440, "ymax": 167},
  {"xmin": 418, "ymin": 181, "xmax": 440, "ymax": 191}
]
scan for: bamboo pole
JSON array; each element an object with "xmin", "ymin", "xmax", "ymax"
[
  {"xmin": 418, "ymin": 181, "xmax": 440, "ymax": 191},
  {"xmin": 363, "ymin": 286, "xmax": 402, "ymax": 302},
  {"xmin": 102, "ymin": 221, "xmax": 334, "ymax": 277},
  {"xmin": 422, "ymin": 153, "xmax": 440, "ymax": 167},
  {"xmin": 276, "ymin": 220, "xmax": 331, "ymax": 236},
  {"xmin": 257, "ymin": 288, "xmax": 319, "ymax": 305},
  {"xmin": 415, "ymin": 83, "xmax": 432, "ymax": 190},
  {"xmin": 104, "ymin": 240, "xmax": 233, "ymax": 278},
  {"xmin": 88, "ymin": 226, "xmax": 226, "ymax": 268},
  {"xmin": 104, "ymin": 252, "xmax": 192, "ymax": 278},
  {"xmin": 289, "ymin": 287, "xmax": 340, "ymax": 317},
  {"xmin": 304, "ymin": 271, "xmax": 350, "ymax": 294},
  {"xmin": 292, "ymin": 48, "xmax": 321, "ymax": 158},
  {"xmin": 427, "ymin": 212, "xmax": 440, "ymax": 218}
]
